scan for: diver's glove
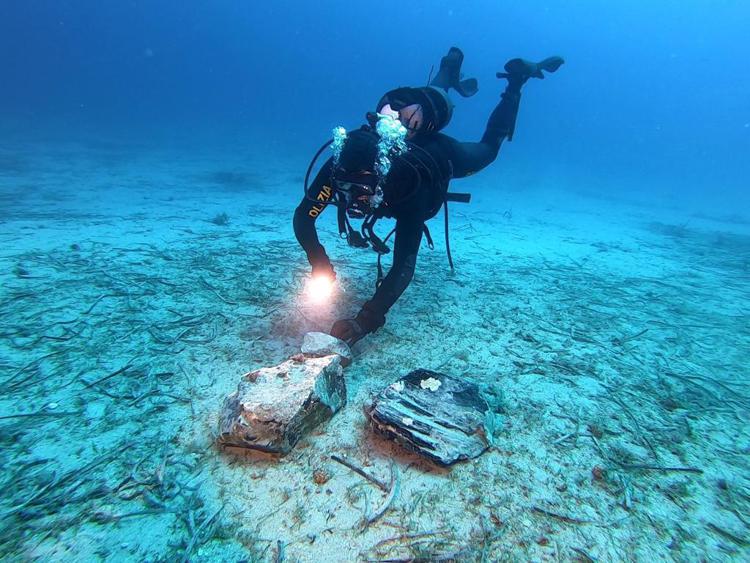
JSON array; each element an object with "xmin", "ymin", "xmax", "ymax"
[
  {"xmin": 497, "ymin": 56, "xmax": 564, "ymax": 87},
  {"xmin": 330, "ymin": 305, "xmax": 385, "ymax": 346}
]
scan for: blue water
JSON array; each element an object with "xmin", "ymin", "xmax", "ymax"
[
  {"xmin": 2, "ymin": 2, "xmax": 748, "ymax": 205},
  {"xmin": 1, "ymin": 2, "xmax": 749, "ymax": 561}
]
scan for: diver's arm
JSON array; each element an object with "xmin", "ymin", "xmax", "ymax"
[
  {"xmin": 293, "ymin": 159, "xmax": 335, "ymax": 274},
  {"xmin": 361, "ymin": 215, "xmax": 424, "ymax": 326},
  {"xmin": 330, "ymin": 215, "xmax": 423, "ymax": 345}
]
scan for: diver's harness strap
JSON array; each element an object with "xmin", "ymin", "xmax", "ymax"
[
  {"xmin": 337, "ymin": 201, "xmax": 369, "ymax": 248},
  {"xmin": 338, "ymin": 163, "xmax": 471, "ymax": 288},
  {"xmin": 446, "ymin": 192, "xmax": 471, "ymax": 203},
  {"xmin": 442, "ymin": 189, "xmax": 473, "ymax": 270}
]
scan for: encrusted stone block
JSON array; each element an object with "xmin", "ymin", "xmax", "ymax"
[{"xmin": 218, "ymin": 355, "xmax": 346, "ymax": 454}]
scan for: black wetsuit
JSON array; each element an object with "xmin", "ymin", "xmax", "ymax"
[{"xmin": 293, "ymin": 81, "xmax": 523, "ymax": 329}]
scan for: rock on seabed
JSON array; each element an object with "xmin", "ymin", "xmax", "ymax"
[
  {"xmin": 301, "ymin": 331, "xmax": 352, "ymax": 366},
  {"xmin": 218, "ymin": 354, "xmax": 346, "ymax": 454},
  {"xmin": 367, "ymin": 369, "xmax": 492, "ymax": 466}
]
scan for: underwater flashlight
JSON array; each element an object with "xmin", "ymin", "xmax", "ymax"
[{"xmin": 306, "ymin": 274, "xmax": 334, "ymax": 303}]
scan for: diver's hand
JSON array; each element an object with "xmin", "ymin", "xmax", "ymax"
[
  {"xmin": 306, "ymin": 260, "xmax": 337, "ymax": 303},
  {"xmin": 330, "ymin": 305, "xmax": 386, "ymax": 346},
  {"xmin": 311, "ymin": 260, "xmax": 336, "ymax": 282},
  {"xmin": 330, "ymin": 318, "xmax": 365, "ymax": 347}
]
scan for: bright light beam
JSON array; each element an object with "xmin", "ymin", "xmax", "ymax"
[{"xmin": 305, "ymin": 274, "xmax": 334, "ymax": 303}]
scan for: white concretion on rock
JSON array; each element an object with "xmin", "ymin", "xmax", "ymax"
[{"xmin": 419, "ymin": 377, "xmax": 442, "ymax": 391}]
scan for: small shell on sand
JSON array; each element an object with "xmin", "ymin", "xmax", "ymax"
[{"xmin": 313, "ymin": 469, "xmax": 331, "ymax": 485}]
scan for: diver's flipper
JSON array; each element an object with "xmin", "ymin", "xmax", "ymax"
[
  {"xmin": 456, "ymin": 77, "xmax": 479, "ymax": 98},
  {"xmin": 496, "ymin": 56, "xmax": 565, "ymax": 81},
  {"xmin": 430, "ymin": 47, "xmax": 479, "ymax": 97},
  {"xmin": 537, "ymin": 56, "xmax": 565, "ymax": 74}
]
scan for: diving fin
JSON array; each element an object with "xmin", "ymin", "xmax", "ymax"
[
  {"xmin": 430, "ymin": 47, "xmax": 479, "ymax": 98},
  {"xmin": 496, "ymin": 56, "xmax": 565, "ymax": 81}
]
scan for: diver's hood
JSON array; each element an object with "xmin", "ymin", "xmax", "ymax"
[{"xmin": 376, "ymin": 86, "xmax": 454, "ymax": 134}]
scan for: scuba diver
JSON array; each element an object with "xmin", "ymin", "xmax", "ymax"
[{"xmin": 294, "ymin": 47, "xmax": 563, "ymax": 346}]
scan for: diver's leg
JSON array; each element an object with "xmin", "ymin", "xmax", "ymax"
[
  {"xmin": 444, "ymin": 83, "xmax": 521, "ymax": 178},
  {"xmin": 447, "ymin": 56, "xmax": 564, "ymax": 179},
  {"xmin": 486, "ymin": 56, "xmax": 564, "ymax": 145}
]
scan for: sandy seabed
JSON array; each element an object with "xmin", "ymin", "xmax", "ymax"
[{"xmin": 1, "ymin": 141, "xmax": 749, "ymax": 562}]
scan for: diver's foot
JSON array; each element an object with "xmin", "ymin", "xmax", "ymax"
[{"xmin": 496, "ymin": 56, "xmax": 564, "ymax": 83}]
